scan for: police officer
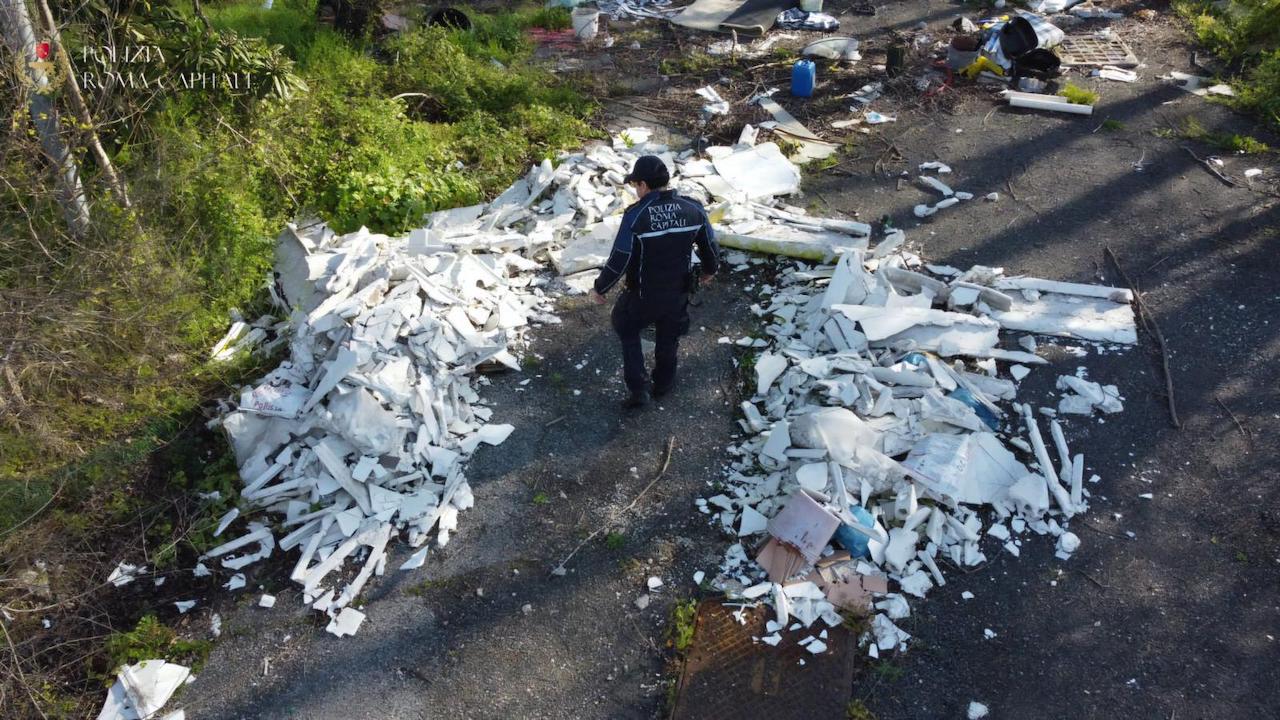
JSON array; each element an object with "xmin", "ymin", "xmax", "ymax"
[{"xmin": 590, "ymin": 155, "xmax": 720, "ymax": 408}]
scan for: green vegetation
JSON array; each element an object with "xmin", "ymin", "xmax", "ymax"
[
  {"xmin": 1175, "ymin": 0, "xmax": 1280, "ymax": 128},
  {"xmin": 870, "ymin": 660, "xmax": 905, "ymax": 682},
  {"xmin": 2, "ymin": 0, "xmax": 593, "ymax": 513},
  {"xmin": 604, "ymin": 531, "xmax": 627, "ymax": 550},
  {"xmin": 1, "ymin": 3, "xmax": 595, "ymax": 714},
  {"xmin": 1157, "ymin": 116, "xmax": 1271, "ymax": 153},
  {"xmin": 846, "ymin": 699, "xmax": 879, "ymax": 720},
  {"xmin": 669, "ymin": 599, "xmax": 699, "ymax": 654},
  {"xmin": 1058, "ymin": 83, "xmax": 1099, "ymax": 105},
  {"xmin": 102, "ymin": 615, "xmax": 212, "ymax": 682},
  {"xmin": 1101, "ymin": 118, "xmax": 1126, "ymax": 131}
]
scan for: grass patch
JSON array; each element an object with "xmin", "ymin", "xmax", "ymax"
[
  {"xmin": 847, "ymin": 699, "xmax": 879, "ymax": 720},
  {"xmin": 1058, "ymin": 83, "xmax": 1099, "ymax": 105},
  {"xmin": 532, "ymin": 491, "xmax": 551, "ymax": 505},
  {"xmin": 604, "ymin": 531, "xmax": 627, "ymax": 550},
  {"xmin": 669, "ymin": 599, "xmax": 699, "ymax": 654},
  {"xmin": 1158, "ymin": 116, "xmax": 1271, "ymax": 153},
  {"xmin": 659, "ymin": 51, "xmax": 723, "ymax": 76},
  {"xmin": 870, "ymin": 660, "xmax": 905, "ymax": 682},
  {"xmin": 1102, "ymin": 118, "xmax": 1125, "ymax": 131}
]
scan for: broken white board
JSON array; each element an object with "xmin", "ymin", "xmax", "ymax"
[
  {"xmin": 711, "ymin": 143, "xmax": 801, "ymax": 200},
  {"xmin": 989, "ymin": 293, "xmax": 1137, "ymax": 344}
]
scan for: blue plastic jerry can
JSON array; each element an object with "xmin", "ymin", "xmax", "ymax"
[{"xmin": 791, "ymin": 59, "xmax": 816, "ymax": 98}]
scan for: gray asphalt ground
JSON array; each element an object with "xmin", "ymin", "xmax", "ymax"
[{"xmin": 179, "ymin": 2, "xmax": 1279, "ymax": 718}]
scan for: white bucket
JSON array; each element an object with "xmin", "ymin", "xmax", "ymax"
[
  {"xmin": 571, "ymin": 7, "xmax": 599, "ymax": 41},
  {"xmin": 799, "ymin": 0, "xmax": 823, "ymax": 11}
]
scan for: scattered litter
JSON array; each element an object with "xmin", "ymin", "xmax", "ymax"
[
  {"xmin": 865, "ymin": 111, "xmax": 897, "ymax": 124},
  {"xmin": 968, "ymin": 701, "xmax": 991, "ymax": 719},
  {"xmin": 1057, "ymin": 375, "xmax": 1124, "ymax": 414},
  {"xmin": 325, "ymin": 607, "xmax": 366, "ymax": 637},
  {"xmin": 756, "ymin": 97, "xmax": 840, "ymax": 163},
  {"xmin": 1095, "ymin": 66, "xmax": 1137, "ymax": 83},
  {"xmin": 776, "ymin": 8, "xmax": 839, "ymax": 31},
  {"xmin": 696, "ymin": 85, "xmax": 730, "ymax": 116},
  {"xmin": 647, "ymin": 576, "xmax": 665, "ymax": 591},
  {"xmin": 108, "ymin": 562, "xmax": 145, "ymax": 587},
  {"xmin": 97, "ymin": 659, "xmax": 190, "ymax": 720},
  {"xmin": 802, "ymin": 37, "xmax": 861, "ymax": 63},
  {"xmin": 173, "ymin": 600, "xmax": 196, "ymax": 614},
  {"xmin": 259, "ymin": 594, "xmax": 277, "ymax": 608}
]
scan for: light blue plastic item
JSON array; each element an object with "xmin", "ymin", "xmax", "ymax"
[
  {"xmin": 791, "ymin": 59, "xmax": 816, "ymax": 98},
  {"xmin": 950, "ymin": 387, "xmax": 1000, "ymax": 431},
  {"xmin": 832, "ymin": 505, "xmax": 875, "ymax": 558},
  {"xmin": 902, "ymin": 352, "xmax": 928, "ymax": 367}
]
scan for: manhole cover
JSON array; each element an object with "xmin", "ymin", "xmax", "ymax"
[
  {"xmin": 670, "ymin": 600, "xmax": 857, "ymax": 720},
  {"xmin": 1059, "ymin": 35, "xmax": 1139, "ymax": 68}
]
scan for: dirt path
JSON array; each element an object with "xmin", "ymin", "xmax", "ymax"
[{"xmin": 178, "ymin": 281, "xmax": 758, "ymax": 719}]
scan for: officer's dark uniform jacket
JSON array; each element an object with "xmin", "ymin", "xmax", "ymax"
[
  {"xmin": 592, "ymin": 189, "xmax": 720, "ymax": 304},
  {"xmin": 593, "ymin": 188, "xmax": 720, "ymax": 397}
]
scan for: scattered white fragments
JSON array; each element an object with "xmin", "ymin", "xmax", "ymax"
[
  {"xmin": 205, "ymin": 126, "xmax": 879, "ymax": 638},
  {"xmin": 968, "ymin": 701, "xmax": 991, "ymax": 719},
  {"xmin": 704, "ymin": 219, "xmax": 1136, "ymax": 657},
  {"xmin": 107, "ymin": 562, "xmax": 145, "ymax": 587},
  {"xmin": 1057, "ymin": 374, "xmax": 1124, "ymax": 414},
  {"xmin": 97, "ymin": 659, "xmax": 190, "ymax": 720}
]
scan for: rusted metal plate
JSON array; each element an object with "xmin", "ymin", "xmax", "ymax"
[
  {"xmin": 670, "ymin": 600, "xmax": 857, "ymax": 720},
  {"xmin": 1059, "ymin": 35, "xmax": 1139, "ymax": 68}
]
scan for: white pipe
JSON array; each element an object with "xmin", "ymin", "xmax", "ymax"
[{"xmin": 1006, "ymin": 91, "xmax": 1094, "ymax": 116}]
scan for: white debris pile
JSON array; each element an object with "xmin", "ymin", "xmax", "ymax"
[
  {"xmin": 206, "ymin": 212, "xmax": 551, "ymax": 635},
  {"xmin": 704, "ymin": 238, "xmax": 1137, "ymax": 656},
  {"xmin": 207, "ymin": 126, "xmax": 868, "ymax": 636}
]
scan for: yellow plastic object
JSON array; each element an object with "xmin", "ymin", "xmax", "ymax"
[{"xmin": 961, "ymin": 55, "xmax": 1005, "ymax": 79}]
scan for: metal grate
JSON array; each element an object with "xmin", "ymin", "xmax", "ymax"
[
  {"xmin": 1059, "ymin": 35, "xmax": 1139, "ymax": 68},
  {"xmin": 670, "ymin": 600, "xmax": 858, "ymax": 720}
]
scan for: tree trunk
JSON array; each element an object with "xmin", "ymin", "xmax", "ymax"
[
  {"xmin": 0, "ymin": 0, "xmax": 91, "ymax": 237},
  {"xmin": 35, "ymin": 0, "xmax": 131, "ymax": 208}
]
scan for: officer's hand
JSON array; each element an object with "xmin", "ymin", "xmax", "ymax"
[
  {"xmin": 589, "ymin": 289, "xmax": 607, "ymax": 305},
  {"xmin": 699, "ymin": 273, "xmax": 714, "ymax": 288}
]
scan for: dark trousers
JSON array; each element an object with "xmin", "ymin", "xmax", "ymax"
[{"xmin": 610, "ymin": 289, "xmax": 690, "ymax": 396}]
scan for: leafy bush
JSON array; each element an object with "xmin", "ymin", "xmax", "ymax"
[
  {"xmin": 1176, "ymin": 0, "xmax": 1280, "ymax": 127},
  {"xmin": 102, "ymin": 615, "xmax": 212, "ymax": 680},
  {"xmin": 333, "ymin": 166, "xmax": 481, "ymax": 235}
]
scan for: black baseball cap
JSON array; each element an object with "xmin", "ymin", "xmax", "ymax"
[{"xmin": 624, "ymin": 155, "xmax": 670, "ymax": 187}]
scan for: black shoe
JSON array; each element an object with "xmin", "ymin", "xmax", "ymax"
[
  {"xmin": 651, "ymin": 383, "xmax": 673, "ymax": 399},
  {"xmin": 621, "ymin": 390, "xmax": 650, "ymax": 409}
]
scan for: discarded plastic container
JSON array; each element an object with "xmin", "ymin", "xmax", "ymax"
[
  {"xmin": 799, "ymin": 0, "xmax": 824, "ymax": 11},
  {"xmin": 571, "ymin": 6, "xmax": 599, "ymax": 41},
  {"xmin": 949, "ymin": 387, "xmax": 1000, "ymax": 430},
  {"xmin": 832, "ymin": 505, "xmax": 876, "ymax": 558},
  {"xmin": 791, "ymin": 60, "xmax": 816, "ymax": 98},
  {"xmin": 902, "ymin": 352, "xmax": 928, "ymax": 368}
]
